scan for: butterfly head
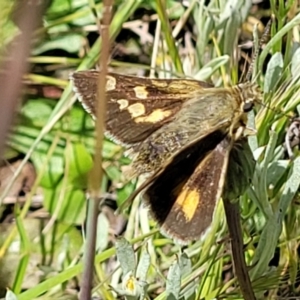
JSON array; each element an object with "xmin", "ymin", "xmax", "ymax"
[{"xmin": 236, "ymin": 82, "xmax": 262, "ymax": 112}]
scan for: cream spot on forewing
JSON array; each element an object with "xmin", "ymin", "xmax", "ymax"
[
  {"xmin": 151, "ymin": 79, "xmax": 168, "ymax": 88},
  {"xmin": 133, "ymin": 86, "xmax": 148, "ymax": 99},
  {"xmin": 135, "ymin": 109, "xmax": 172, "ymax": 123},
  {"xmin": 127, "ymin": 103, "xmax": 146, "ymax": 118},
  {"xmin": 117, "ymin": 99, "xmax": 129, "ymax": 110},
  {"xmin": 106, "ymin": 75, "xmax": 116, "ymax": 91}
]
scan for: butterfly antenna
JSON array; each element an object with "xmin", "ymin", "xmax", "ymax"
[
  {"xmin": 245, "ymin": 18, "xmax": 272, "ymax": 82},
  {"xmin": 240, "ymin": 52, "xmax": 249, "ymax": 82}
]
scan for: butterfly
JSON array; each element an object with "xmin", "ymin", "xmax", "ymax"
[{"xmin": 70, "ymin": 70, "xmax": 260, "ymax": 243}]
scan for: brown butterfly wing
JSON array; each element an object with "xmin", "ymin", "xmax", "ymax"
[
  {"xmin": 143, "ymin": 133, "xmax": 232, "ymax": 243},
  {"xmin": 70, "ymin": 70, "xmax": 213, "ymax": 145}
]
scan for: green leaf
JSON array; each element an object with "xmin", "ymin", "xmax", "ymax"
[
  {"xmin": 43, "ymin": 182, "xmax": 86, "ymax": 225},
  {"xmin": 195, "ymin": 56, "xmax": 230, "ymax": 81},
  {"xmin": 0, "ymin": 0, "xmax": 19, "ymax": 53},
  {"xmin": 266, "ymin": 160, "xmax": 289, "ymax": 189},
  {"xmin": 106, "ymin": 164, "xmax": 123, "ymax": 181},
  {"xmin": 166, "ymin": 259, "xmax": 181, "ymax": 300},
  {"xmin": 278, "ymin": 156, "xmax": 300, "ymax": 216},
  {"xmin": 32, "ymin": 33, "xmax": 84, "ymax": 55},
  {"xmin": 96, "ymin": 213, "xmax": 109, "ymax": 252},
  {"xmin": 116, "ymin": 237, "xmax": 136, "ymax": 277},
  {"xmin": 136, "ymin": 250, "xmax": 150, "ymax": 282},
  {"xmin": 5, "ymin": 289, "xmax": 18, "ymax": 300},
  {"xmin": 264, "ymin": 52, "xmax": 284, "ymax": 93},
  {"xmin": 179, "ymin": 253, "xmax": 196, "ymax": 300},
  {"xmin": 47, "ymin": 0, "xmax": 85, "ymax": 16},
  {"xmin": 117, "ymin": 182, "xmax": 136, "ymax": 207},
  {"xmin": 31, "ymin": 153, "xmax": 64, "ymax": 188},
  {"xmin": 222, "ymin": 6, "xmax": 241, "ymax": 55},
  {"xmin": 291, "ymin": 46, "xmax": 300, "ymax": 79},
  {"xmin": 145, "ymin": 0, "xmax": 185, "ymax": 19},
  {"xmin": 21, "ymin": 99, "xmax": 55, "ymax": 127},
  {"xmin": 67, "ymin": 142, "xmax": 93, "ymax": 181}
]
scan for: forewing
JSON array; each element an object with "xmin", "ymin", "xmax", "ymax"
[
  {"xmin": 70, "ymin": 70, "xmax": 213, "ymax": 145},
  {"xmin": 143, "ymin": 134, "xmax": 233, "ymax": 243}
]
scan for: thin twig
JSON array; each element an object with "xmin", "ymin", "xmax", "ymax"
[{"xmin": 80, "ymin": 0, "xmax": 113, "ymax": 299}]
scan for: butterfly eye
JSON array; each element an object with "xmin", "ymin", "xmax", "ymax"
[{"xmin": 243, "ymin": 101, "xmax": 254, "ymax": 112}]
